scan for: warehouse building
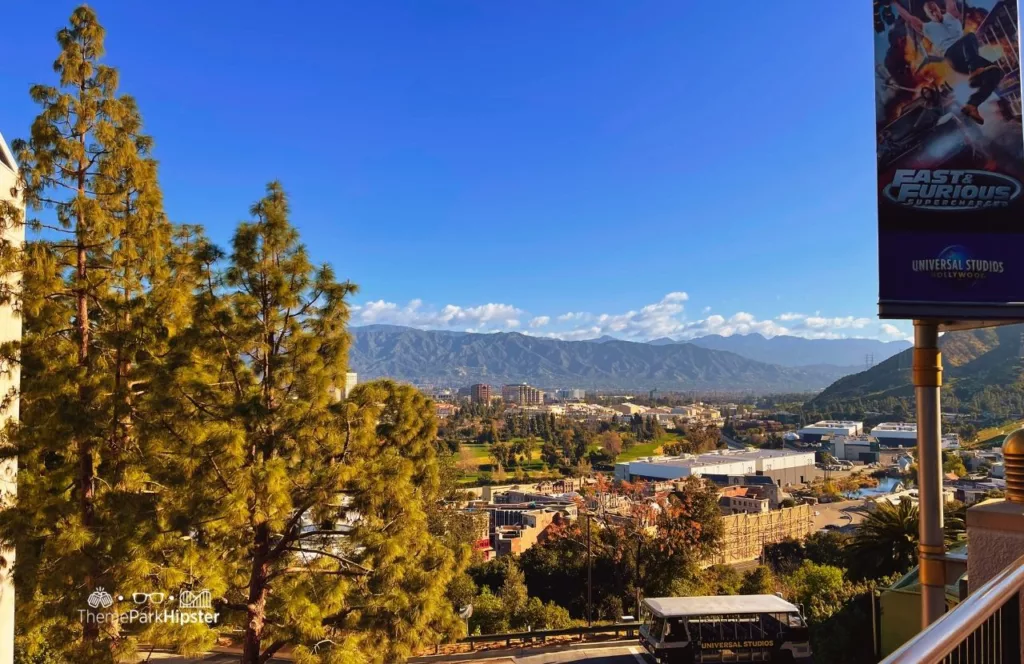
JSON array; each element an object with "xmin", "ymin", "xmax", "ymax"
[
  {"xmin": 795, "ymin": 420, "xmax": 863, "ymax": 442},
  {"xmin": 614, "ymin": 448, "xmax": 816, "ymax": 487}
]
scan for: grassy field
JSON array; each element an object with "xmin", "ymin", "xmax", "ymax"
[
  {"xmin": 617, "ymin": 433, "xmax": 685, "ymax": 461},
  {"xmin": 973, "ymin": 420, "xmax": 1024, "ymax": 448}
]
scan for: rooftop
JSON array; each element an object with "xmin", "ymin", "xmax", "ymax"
[
  {"xmin": 872, "ymin": 422, "xmax": 917, "ymax": 433},
  {"xmin": 801, "ymin": 420, "xmax": 862, "ymax": 428},
  {"xmin": 644, "ymin": 594, "xmax": 798, "ymax": 617},
  {"xmin": 619, "ymin": 448, "xmax": 813, "ymax": 469}
]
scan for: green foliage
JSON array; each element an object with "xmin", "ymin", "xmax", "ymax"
[
  {"xmin": 739, "ymin": 566, "xmax": 776, "ymax": 595},
  {"xmin": 702, "ymin": 565, "xmax": 742, "ymax": 595},
  {"xmin": 598, "ymin": 431, "xmax": 622, "ymax": 459},
  {"xmin": 519, "ymin": 478, "xmax": 722, "ymax": 620},
  {"xmin": 5, "ymin": 8, "xmax": 471, "ymax": 664},
  {"xmin": 942, "ymin": 451, "xmax": 967, "ymax": 478},
  {"xmin": 468, "ymin": 588, "xmax": 507, "ymax": 635},
  {"xmin": 786, "ymin": 562, "xmax": 847, "ymax": 623},
  {"xmin": 146, "ymin": 183, "xmax": 466, "ymax": 663},
  {"xmin": 762, "ymin": 537, "xmax": 806, "ymax": 576},
  {"xmin": 847, "ymin": 500, "xmax": 919, "ymax": 581},
  {"xmin": 467, "ymin": 561, "xmax": 572, "ymax": 635},
  {"xmin": 803, "ymin": 530, "xmax": 852, "ymax": 568},
  {"xmin": 0, "ymin": 7, "xmax": 201, "ymax": 661},
  {"xmin": 488, "ymin": 441, "xmax": 515, "ymax": 469}
]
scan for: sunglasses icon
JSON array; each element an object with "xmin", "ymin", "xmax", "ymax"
[{"xmin": 132, "ymin": 592, "xmax": 167, "ymax": 604}]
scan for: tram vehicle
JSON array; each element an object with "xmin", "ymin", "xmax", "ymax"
[{"xmin": 638, "ymin": 595, "xmax": 812, "ymax": 663}]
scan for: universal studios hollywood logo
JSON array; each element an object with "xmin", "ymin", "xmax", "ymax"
[
  {"xmin": 883, "ymin": 169, "xmax": 1021, "ymax": 210},
  {"xmin": 912, "ymin": 245, "xmax": 1004, "ymax": 282},
  {"xmin": 80, "ymin": 587, "xmax": 220, "ymax": 625}
]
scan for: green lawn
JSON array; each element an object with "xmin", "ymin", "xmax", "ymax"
[
  {"xmin": 973, "ymin": 420, "xmax": 1024, "ymax": 448},
  {"xmin": 616, "ymin": 433, "xmax": 690, "ymax": 462},
  {"xmin": 462, "ymin": 444, "xmax": 491, "ymax": 462}
]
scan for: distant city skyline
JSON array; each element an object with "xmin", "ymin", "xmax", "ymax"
[{"xmin": 1, "ymin": 2, "xmax": 902, "ymax": 342}]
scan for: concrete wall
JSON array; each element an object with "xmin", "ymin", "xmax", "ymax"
[
  {"xmin": 761, "ymin": 464, "xmax": 814, "ymax": 487},
  {"xmin": 0, "ymin": 133, "xmax": 23, "ymax": 664}
]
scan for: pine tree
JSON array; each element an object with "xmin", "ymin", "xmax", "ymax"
[
  {"xmin": 0, "ymin": 6, "xmax": 199, "ymax": 661},
  {"xmin": 153, "ymin": 183, "xmax": 464, "ymax": 663}
]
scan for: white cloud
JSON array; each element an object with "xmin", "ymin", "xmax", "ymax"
[
  {"xmin": 356, "ymin": 299, "xmax": 523, "ymax": 330},
  {"xmin": 355, "ymin": 291, "xmax": 894, "ymax": 342},
  {"xmin": 880, "ymin": 323, "xmax": 911, "ymax": 341},
  {"xmin": 803, "ymin": 315, "xmax": 871, "ymax": 330}
]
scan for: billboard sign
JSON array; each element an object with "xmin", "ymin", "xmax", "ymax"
[{"xmin": 875, "ymin": 0, "xmax": 1024, "ymax": 320}]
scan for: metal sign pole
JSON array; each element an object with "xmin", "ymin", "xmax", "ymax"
[{"xmin": 913, "ymin": 320, "xmax": 946, "ymax": 627}]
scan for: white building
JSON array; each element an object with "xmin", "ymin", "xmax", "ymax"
[
  {"xmin": 614, "ymin": 448, "xmax": 816, "ymax": 487},
  {"xmin": 328, "ymin": 371, "xmax": 359, "ymax": 402},
  {"xmin": 0, "ymin": 132, "xmax": 24, "ymax": 664},
  {"xmin": 556, "ymin": 388, "xmax": 586, "ymax": 402},
  {"xmin": 613, "ymin": 402, "xmax": 648, "ymax": 416},
  {"xmin": 796, "ymin": 420, "xmax": 863, "ymax": 442},
  {"xmin": 870, "ymin": 422, "xmax": 919, "ymax": 448}
]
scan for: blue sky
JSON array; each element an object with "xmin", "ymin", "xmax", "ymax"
[{"xmin": 0, "ymin": 1, "xmax": 908, "ymax": 342}]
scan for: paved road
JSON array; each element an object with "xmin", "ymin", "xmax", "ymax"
[
  {"xmin": 497, "ymin": 646, "xmax": 646, "ymax": 663},
  {"xmin": 811, "ymin": 499, "xmax": 866, "ymax": 531},
  {"xmin": 719, "ymin": 433, "xmax": 746, "ymax": 450}
]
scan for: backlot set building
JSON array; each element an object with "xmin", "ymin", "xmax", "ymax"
[{"xmin": 614, "ymin": 448, "xmax": 816, "ymax": 488}]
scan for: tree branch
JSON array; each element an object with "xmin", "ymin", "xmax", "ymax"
[
  {"xmin": 283, "ymin": 547, "xmax": 372, "ymax": 575},
  {"xmin": 259, "ymin": 640, "xmax": 288, "ymax": 664}
]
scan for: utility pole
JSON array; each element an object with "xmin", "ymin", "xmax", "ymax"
[
  {"xmin": 635, "ymin": 529, "xmax": 642, "ymax": 619},
  {"xmin": 913, "ymin": 321, "xmax": 945, "ymax": 627},
  {"xmin": 586, "ymin": 513, "xmax": 592, "ymax": 627}
]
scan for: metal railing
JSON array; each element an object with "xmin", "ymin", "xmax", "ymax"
[
  {"xmin": 882, "ymin": 552, "xmax": 1024, "ymax": 663},
  {"xmin": 450, "ymin": 622, "xmax": 639, "ymax": 651}
]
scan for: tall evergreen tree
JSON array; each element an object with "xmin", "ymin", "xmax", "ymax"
[
  {"xmin": 0, "ymin": 6, "xmax": 199, "ymax": 661},
  {"xmin": 153, "ymin": 183, "xmax": 464, "ymax": 663}
]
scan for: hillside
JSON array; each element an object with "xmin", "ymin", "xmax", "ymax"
[
  {"xmin": 810, "ymin": 324, "xmax": 1024, "ymax": 405},
  {"xmin": 349, "ymin": 325, "xmax": 852, "ymax": 392},
  {"xmin": 687, "ymin": 334, "xmax": 911, "ymax": 368}
]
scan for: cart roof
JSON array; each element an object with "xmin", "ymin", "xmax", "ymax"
[{"xmin": 643, "ymin": 595, "xmax": 798, "ymax": 618}]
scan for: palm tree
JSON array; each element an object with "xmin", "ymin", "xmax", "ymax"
[
  {"xmin": 849, "ymin": 500, "xmax": 919, "ymax": 580},
  {"xmin": 850, "ymin": 498, "xmax": 968, "ymax": 581}
]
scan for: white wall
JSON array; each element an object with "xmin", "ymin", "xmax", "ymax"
[{"xmin": 0, "ymin": 133, "xmax": 22, "ymax": 664}]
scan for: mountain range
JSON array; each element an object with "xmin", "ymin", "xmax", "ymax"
[
  {"xmin": 811, "ymin": 324, "xmax": 1024, "ymax": 405},
  {"xmin": 348, "ymin": 325, "xmax": 895, "ymax": 392},
  {"xmin": 684, "ymin": 334, "xmax": 909, "ymax": 368}
]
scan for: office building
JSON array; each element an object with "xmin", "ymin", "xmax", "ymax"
[
  {"xmin": 867, "ymin": 422, "xmax": 959, "ymax": 449},
  {"xmin": 795, "ymin": 420, "xmax": 863, "ymax": 442},
  {"xmin": 328, "ymin": 371, "xmax": 359, "ymax": 402},
  {"xmin": 557, "ymin": 388, "xmax": 586, "ymax": 402},
  {"xmin": 470, "ymin": 383, "xmax": 492, "ymax": 405},
  {"xmin": 502, "ymin": 383, "xmax": 543, "ymax": 405}
]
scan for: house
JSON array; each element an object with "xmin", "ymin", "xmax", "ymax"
[{"xmin": 718, "ymin": 486, "xmax": 770, "ymax": 515}]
